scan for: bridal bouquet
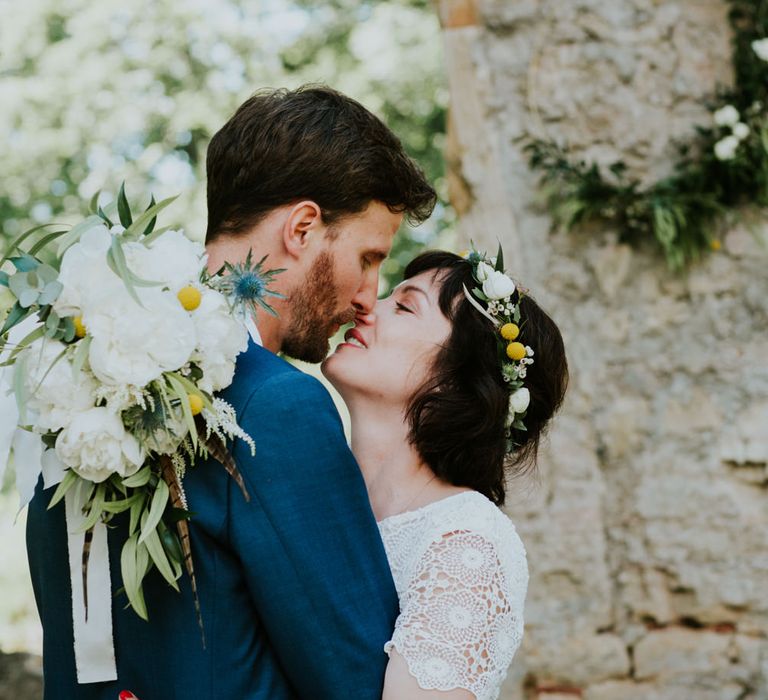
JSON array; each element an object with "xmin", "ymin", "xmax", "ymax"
[{"xmin": 0, "ymin": 186, "xmax": 282, "ymax": 623}]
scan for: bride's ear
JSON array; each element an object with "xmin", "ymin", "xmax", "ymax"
[{"xmin": 281, "ymin": 201, "xmax": 324, "ymax": 260}]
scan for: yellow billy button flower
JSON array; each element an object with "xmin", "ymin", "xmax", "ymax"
[
  {"xmin": 73, "ymin": 316, "xmax": 87, "ymax": 338},
  {"xmin": 500, "ymin": 323, "xmax": 519, "ymax": 341},
  {"xmin": 188, "ymin": 393, "xmax": 204, "ymax": 416},
  {"xmin": 506, "ymin": 342, "xmax": 526, "ymax": 361},
  {"xmin": 177, "ymin": 286, "xmax": 202, "ymax": 311}
]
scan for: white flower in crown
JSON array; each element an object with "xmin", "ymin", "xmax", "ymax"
[
  {"xmin": 752, "ymin": 38, "xmax": 768, "ymax": 61},
  {"xmin": 509, "ymin": 387, "xmax": 530, "ymax": 414},
  {"xmin": 475, "ymin": 261, "xmax": 495, "ymax": 282},
  {"xmin": 713, "ymin": 105, "xmax": 740, "ymax": 127},
  {"xmin": 733, "ymin": 122, "xmax": 750, "ymax": 140},
  {"xmin": 714, "ymin": 135, "xmax": 740, "ymax": 161},
  {"xmin": 55, "ymin": 407, "xmax": 145, "ymax": 483},
  {"xmin": 483, "ymin": 270, "xmax": 516, "ymax": 300}
]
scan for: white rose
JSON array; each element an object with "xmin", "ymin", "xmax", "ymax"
[
  {"xmin": 509, "ymin": 387, "xmax": 530, "ymax": 414},
  {"xmin": 54, "ymin": 225, "xmax": 124, "ymax": 317},
  {"xmin": 86, "ymin": 286, "xmax": 197, "ymax": 386},
  {"xmin": 713, "ymin": 105, "xmax": 740, "ymax": 127},
  {"xmin": 55, "ymin": 407, "xmax": 144, "ymax": 483},
  {"xmin": 732, "ymin": 122, "xmax": 750, "ymax": 140},
  {"xmin": 125, "ymin": 230, "xmax": 205, "ymax": 292},
  {"xmin": 714, "ymin": 135, "xmax": 739, "ymax": 161},
  {"xmin": 752, "ymin": 38, "xmax": 768, "ymax": 61},
  {"xmin": 475, "ymin": 261, "xmax": 495, "ymax": 282},
  {"xmin": 24, "ymin": 338, "xmax": 98, "ymax": 431},
  {"xmin": 482, "ymin": 271, "xmax": 516, "ymax": 300},
  {"xmin": 190, "ymin": 288, "xmax": 248, "ymax": 393}
]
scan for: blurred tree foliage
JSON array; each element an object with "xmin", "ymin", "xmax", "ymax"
[{"xmin": 0, "ymin": 0, "xmax": 450, "ymax": 290}]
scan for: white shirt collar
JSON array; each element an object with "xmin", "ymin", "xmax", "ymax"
[{"xmin": 245, "ymin": 316, "xmax": 262, "ymax": 346}]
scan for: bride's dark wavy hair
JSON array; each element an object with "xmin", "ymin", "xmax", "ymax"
[{"xmin": 404, "ymin": 251, "xmax": 568, "ymax": 505}]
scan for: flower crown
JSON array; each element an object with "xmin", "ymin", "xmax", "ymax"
[{"xmin": 460, "ymin": 244, "xmax": 534, "ymax": 453}]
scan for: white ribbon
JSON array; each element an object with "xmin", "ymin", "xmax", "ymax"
[
  {"xmin": 2, "ymin": 312, "xmax": 116, "ymax": 683},
  {"xmin": 65, "ymin": 478, "xmax": 117, "ymax": 684}
]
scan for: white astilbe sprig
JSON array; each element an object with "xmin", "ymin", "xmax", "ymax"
[
  {"xmin": 203, "ymin": 397, "xmax": 256, "ymax": 456},
  {"xmin": 95, "ymin": 383, "xmax": 149, "ymax": 413},
  {"xmin": 171, "ymin": 451, "xmax": 188, "ymax": 508}
]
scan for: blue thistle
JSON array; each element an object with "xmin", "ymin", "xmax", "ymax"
[{"xmin": 210, "ymin": 250, "xmax": 285, "ymax": 320}]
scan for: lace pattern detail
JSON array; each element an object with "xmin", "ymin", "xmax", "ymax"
[{"xmin": 379, "ymin": 492, "xmax": 528, "ymax": 700}]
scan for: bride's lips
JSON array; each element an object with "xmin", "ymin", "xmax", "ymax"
[{"xmin": 340, "ymin": 327, "xmax": 368, "ymax": 349}]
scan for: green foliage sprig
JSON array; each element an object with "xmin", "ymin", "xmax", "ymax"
[{"xmin": 525, "ymin": 0, "xmax": 768, "ymax": 269}]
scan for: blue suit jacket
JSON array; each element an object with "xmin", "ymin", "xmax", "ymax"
[{"xmin": 26, "ymin": 340, "xmax": 399, "ymax": 699}]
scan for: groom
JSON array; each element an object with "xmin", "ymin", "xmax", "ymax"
[{"xmin": 26, "ymin": 85, "xmax": 436, "ymax": 698}]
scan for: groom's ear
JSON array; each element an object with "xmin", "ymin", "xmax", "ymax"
[{"xmin": 282, "ymin": 201, "xmax": 324, "ymax": 260}]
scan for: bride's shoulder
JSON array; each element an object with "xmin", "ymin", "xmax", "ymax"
[{"xmin": 420, "ymin": 491, "xmax": 528, "ymax": 577}]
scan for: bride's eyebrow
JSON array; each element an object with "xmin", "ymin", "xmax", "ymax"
[{"xmin": 396, "ymin": 284, "xmax": 431, "ymax": 306}]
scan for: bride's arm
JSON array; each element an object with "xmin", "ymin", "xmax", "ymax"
[
  {"xmin": 383, "ymin": 651, "xmax": 475, "ymax": 699},
  {"xmin": 380, "ymin": 528, "xmax": 528, "ymax": 700}
]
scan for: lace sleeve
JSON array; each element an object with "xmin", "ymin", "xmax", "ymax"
[{"xmin": 384, "ymin": 529, "xmax": 527, "ymax": 700}]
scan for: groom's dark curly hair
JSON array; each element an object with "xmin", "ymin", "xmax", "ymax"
[{"xmin": 205, "ymin": 85, "xmax": 437, "ymax": 242}]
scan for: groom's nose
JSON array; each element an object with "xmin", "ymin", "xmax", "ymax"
[{"xmin": 351, "ymin": 271, "xmax": 378, "ymax": 315}]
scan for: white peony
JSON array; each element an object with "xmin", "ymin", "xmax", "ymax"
[
  {"xmin": 125, "ymin": 229, "xmax": 205, "ymax": 292},
  {"xmin": 86, "ymin": 286, "xmax": 197, "ymax": 386},
  {"xmin": 509, "ymin": 387, "xmax": 530, "ymax": 414},
  {"xmin": 55, "ymin": 407, "xmax": 144, "ymax": 483},
  {"xmin": 475, "ymin": 261, "xmax": 495, "ymax": 283},
  {"xmin": 714, "ymin": 135, "xmax": 740, "ymax": 161},
  {"xmin": 482, "ymin": 271, "xmax": 516, "ymax": 300},
  {"xmin": 54, "ymin": 225, "xmax": 123, "ymax": 317},
  {"xmin": 190, "ymin": 288, "xmax": 248, "ymax": 393},
  {"xmin": 713, "ymin": 105, "xmax": 740, "ymax": 128},
  {"xmin": 732, "ymin": 122, "xmax": 750, "ymax": 140},
  {"xmin": 24, "ymin": 338, "xmax": 98, "ymax": 431},
  {"xmin": 752, "ymin": 38, "xmax": 768, "ymax": 61}
]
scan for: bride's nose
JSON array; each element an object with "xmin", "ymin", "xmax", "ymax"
[{"xmin": 355, "ymin": 311, "xmax": 376, "ymax": 327}]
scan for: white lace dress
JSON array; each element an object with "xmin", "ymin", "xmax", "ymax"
[{"xmin": 378, "ymin": 490, "xmax": 528, "ymax": 700}]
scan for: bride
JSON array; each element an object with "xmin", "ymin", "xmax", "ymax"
[{"xmin": 322, "ymin": 249, "xmax": 568, "ymax": 700}]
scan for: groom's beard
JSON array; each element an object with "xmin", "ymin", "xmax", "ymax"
[{"xmin": 282, "ymin": 250, "xmax": 356, "ymax": 363}]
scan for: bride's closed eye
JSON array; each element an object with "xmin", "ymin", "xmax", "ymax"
[{"xmin": 395, "ymin": 302, "xmax": 413, "ymax": 314}]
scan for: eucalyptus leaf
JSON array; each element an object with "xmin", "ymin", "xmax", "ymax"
[
  {"xmin": 128, "ymin": 495, "xmax": 146, "ymax": 536},
  {"xmin": 0, "ymin": 271, "xmax": 8, "ymax": 287},
  {"xmin": 165, "ymin": 373, "xmax": 198, "ymax": 449},
  {"xmin": 139, "ymin": 477, "xmax": 169, "ymax": 544},
  {"xmin": 0, "ymin": 223, "xmax": 63, "ymax": 268},
  {"xmin": 1, "ymin": 302, "xmax": 30, "ymax": 336},
  {"xmin": 117, "ymin": 182, "xmax": 133, "ymax": 228},
  {"xmin": 143, "ymin": 524, "xmax": 179, "ymax": 590},
  {"xmin": 78, "ymin": 483, "xmax": 106, "ymax": 532},
  {"xmin": 47, "ymin": 469, "xmax": 78, "ymax": 510},
  {"xmin": 123, "ymin": 465, "xmax": 152, "ymax": 488},
  {"xmin": 10, "ymin": 255, "xmax": 40, "ymax": 273},
  {"xmin": 70, "ymin": 335, "xmax": 92, "ymax": 379},
  {"xmin": 27, "ymin": 230, "xmax": 67, "ymax": 257},
  {"xmin": 122, "ymin": 195, "xmax": 177, "ymax": 241},
  {"xmin": 56, "ymin": 215, "xmax": 104, "ymax": 256},
  {"xmin": 120, "ymin": 534, "xmax": 148, "ymax": 620},
  {"xmin": 100, "ymin": 493, "xmax": 144, "ymax": 514}
]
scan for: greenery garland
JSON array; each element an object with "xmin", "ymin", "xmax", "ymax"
[{"xmin": 525, "ymin": 0, "xmax": 768, "ymax": 269}]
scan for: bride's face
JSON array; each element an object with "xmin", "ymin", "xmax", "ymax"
[{"xmin": 322, "ymin": 271, "xmax": 452, "ymax": 406}]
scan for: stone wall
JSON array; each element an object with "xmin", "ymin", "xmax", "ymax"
[{"xmin": 436, "ymin": 1, "xmax": 768, "ymax": 698}]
